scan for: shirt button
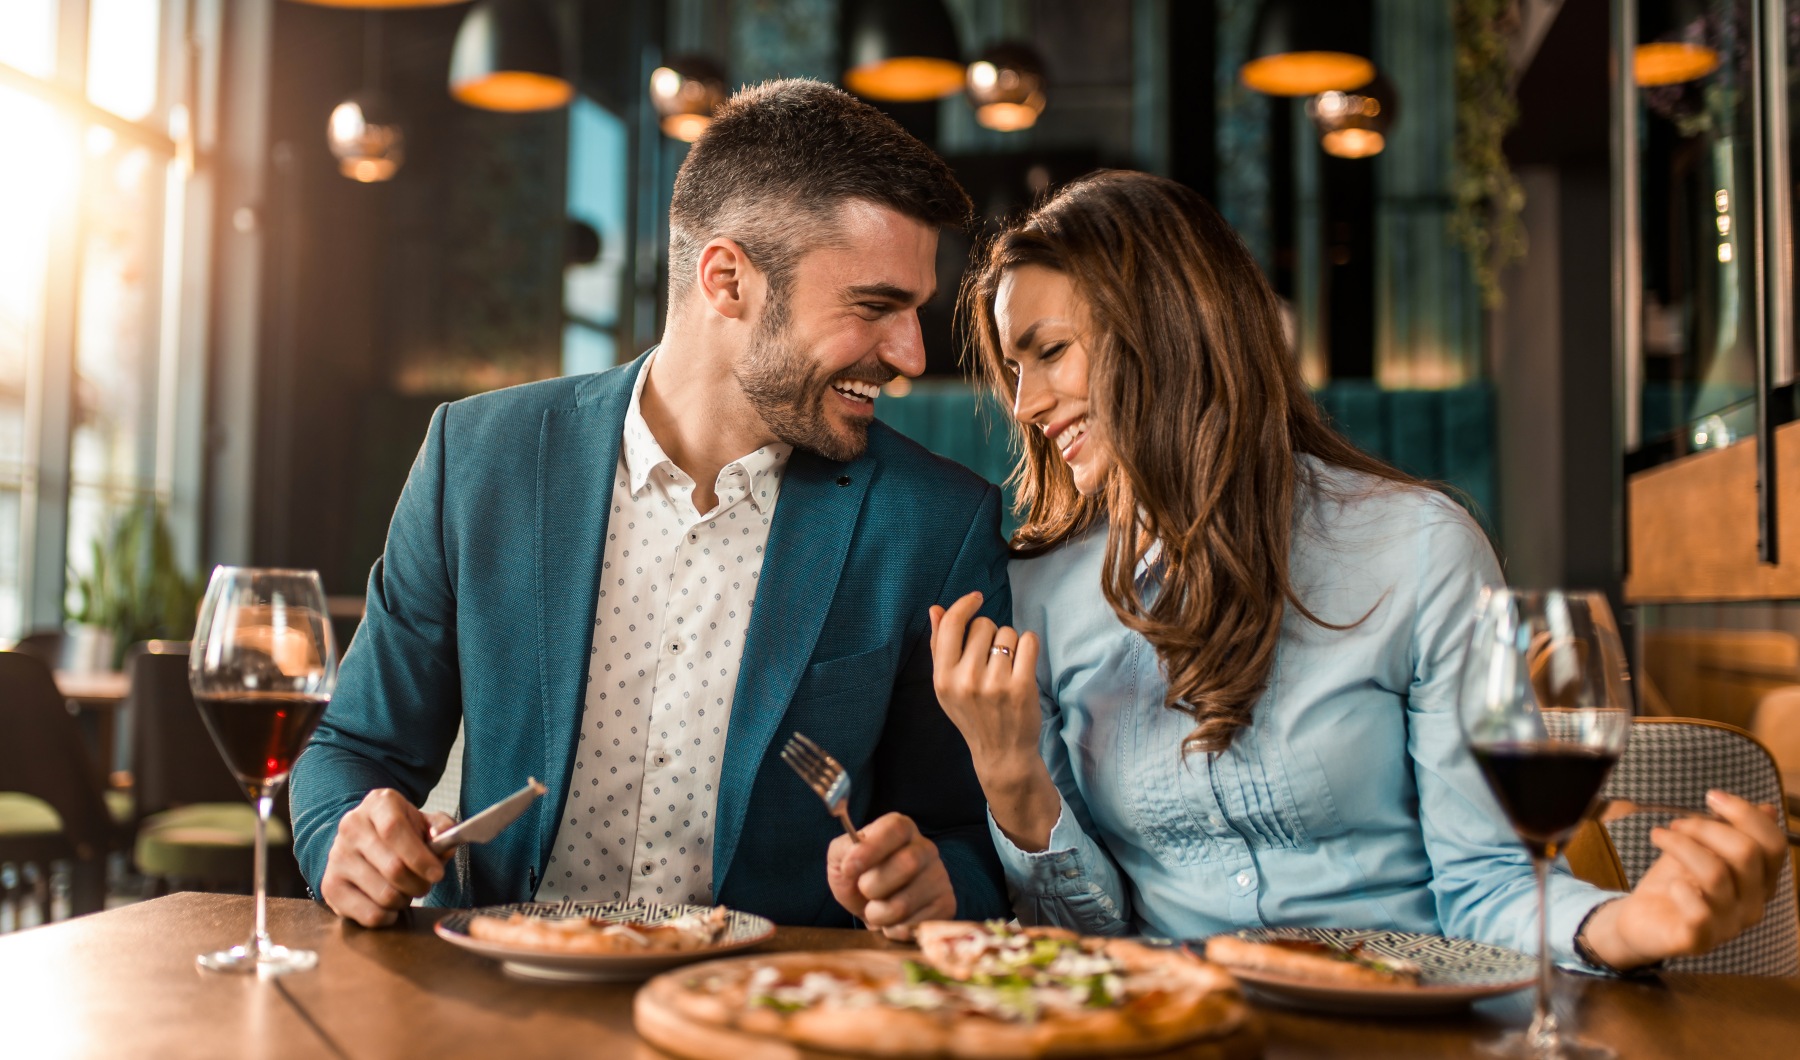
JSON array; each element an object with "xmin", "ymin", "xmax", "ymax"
[
  {"xmin": 1060, "ymin": 868, "xmax": 1080, "ymax": 879},
  {"xmin": 642, "ymin": 862, "xmax": 655, "ymax": 876},
  {"xmin": 669, "ymin": 642, "xmax": 681, "ymax": 653},
  {"xmin": 1235, "ymin": 871, "xmax": 1253, "ymax": 888},
  {"xmin": 688, "ymin": 533, "xmax": 697, "ymax": 542},
  {"xmin": 653, "ymin": 754, "xmax": 668, "ymax": 767},
  {"xmin": 1210, "ymin": 814, "xmax": 1224, "ymax": 828}
]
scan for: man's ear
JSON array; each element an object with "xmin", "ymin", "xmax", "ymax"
[{"xmin": 697, "ymin": 238, "xmax": 762, "ymax": 321}]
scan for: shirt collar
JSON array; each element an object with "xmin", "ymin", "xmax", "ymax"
[{"xmin": 620, "ymin": 351, "xmax": 793, "ymax": 515}]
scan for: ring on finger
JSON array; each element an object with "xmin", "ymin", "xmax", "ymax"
[{"xmin": 990, "ymin": 645, "xmax": 1011, "ymax": 658}]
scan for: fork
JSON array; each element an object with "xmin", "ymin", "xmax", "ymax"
[
  {"xmin": 780, "ymin": 732, "xmax": 864, "ymax": 843},
  {"xmin": 1595, "ymin": 798, "xmax": 1800, "ymax": 846}
]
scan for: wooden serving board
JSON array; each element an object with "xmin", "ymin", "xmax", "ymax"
[{"xmin": 634, "ymin": 951, "xmax": 1264, "ymax": 1060}]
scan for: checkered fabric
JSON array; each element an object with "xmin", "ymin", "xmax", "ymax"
[{"xmin": 1543, "ymin": 715, "xmax": 1798, "ymax": 976}]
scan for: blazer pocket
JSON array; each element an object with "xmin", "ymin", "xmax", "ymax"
[{"xmin": 800, "ymin": 644, "xmax": 898, "ymax": 700}]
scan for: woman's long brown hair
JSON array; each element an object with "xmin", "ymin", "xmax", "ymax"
[{"xmin": 962, "ymin": 171, "xmax": 1419, "ymax": 755}]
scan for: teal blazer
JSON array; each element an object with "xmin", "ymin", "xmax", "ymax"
[{"xmin": 289, "ymin": 355, "xmax": 1011, "ymax": 924}]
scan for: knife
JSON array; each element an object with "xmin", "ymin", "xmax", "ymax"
[{"xmin": 428, "ymin": 778, "xmax": 547, "ymax": 856}]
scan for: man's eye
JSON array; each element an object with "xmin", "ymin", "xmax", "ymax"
[{"xmin": 858, "ymin": 302, "xmax": 889, "ymax": 314}]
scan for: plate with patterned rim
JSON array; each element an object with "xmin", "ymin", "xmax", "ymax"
[
  {"xmin": 1202, "ymin": 928, "xmax": 1536, "ymax": 1015},
  {"xmin": 436, "ymin": 899, "xmax": 776, "ymax": 982}
]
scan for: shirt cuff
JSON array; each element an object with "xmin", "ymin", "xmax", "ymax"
[
  {"xmin": 986, "ymin": 798, "xmax": 1104, "ymax": 899},
  {"xmin": 1549, "ymin": 883, "xmax": 1623, "ymax": 973}
]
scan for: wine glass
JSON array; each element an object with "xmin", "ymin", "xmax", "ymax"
[
  {"xmin": 189, "ymin": 567, "xmax": 338, "ymax": 976},
  {"xmin": 1458, "ymin": 587, "xmax": 1630, "ymax": 1060}
]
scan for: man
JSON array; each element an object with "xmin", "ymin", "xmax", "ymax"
[{"xmin": 289, "ymin": 80, "xmax": 1010, "ymax": 936}]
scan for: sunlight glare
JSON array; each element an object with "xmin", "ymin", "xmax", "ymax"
[{"xmin": 86, "ymin": 0, "xmax": 161, "ymax": 122}]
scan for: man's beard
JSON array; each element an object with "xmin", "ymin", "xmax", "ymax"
[{"xmin": 733, "ymin": 295, "xmax": 889, "ymax": 463}]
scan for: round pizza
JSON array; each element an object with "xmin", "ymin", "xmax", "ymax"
[{"xmin": 634, "ymin": 920, "xmax": 1251, "ymax": 1059}]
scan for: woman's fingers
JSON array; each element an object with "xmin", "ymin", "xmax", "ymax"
[
  {"xmin": 930, "ymin": 592, "xmax": 986, "ymax": 669},
  {"xmin": 985, "ymin": 626, "xmax": 1021, "ymax": 682},
  {"xmin": 1010, "ymin": 632, "xmax": 1041, "ymax": 691},
  {"xmin": 1704, "ymin": 790, "xmax": 1788, "ymax": 892},
  {"xmin": 1650, "ymin": 825, "xmax": 1741, "ymax": 918}
]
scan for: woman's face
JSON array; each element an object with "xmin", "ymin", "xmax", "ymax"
[{"xmin": 995, "ymin": 265, "xmax": 1115, "ymax": 496}]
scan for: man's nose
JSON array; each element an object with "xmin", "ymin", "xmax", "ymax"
[{"xmin": 880, "ymin": 309, "xmax": 927, "ymax": 379}]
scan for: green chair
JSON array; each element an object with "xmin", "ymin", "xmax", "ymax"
[{"xmin": 127, "ymin": 647, "xmax": 293, "ymax": 894}]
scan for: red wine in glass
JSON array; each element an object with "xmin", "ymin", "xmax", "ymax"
[
  {"xmin": 190, "ymin": 566, "xmax": 337, "ymax": 977},
  {"xmin": 1471, "ymin": 743, "xmax": 1620, "ymax": 859},
  {"xmin": 1458, "ymin": 587, "xmax": 1630, "ymax": 1060},
  {"xmin": 194, "ymin": 692, "xmax": 330, "ymax": 798}
]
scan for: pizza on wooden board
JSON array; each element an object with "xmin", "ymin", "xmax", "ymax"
[
  {"xmin": 466, "ymin": 905, "xmax": 729, "ymax": 955},
  {"xmin": 1203, "ymin": 934, "xmax": 1423, "ymax": 987},
  {"xmin": 634, "ymin": 920, "xmax": 1251, "ymax": 1059}
]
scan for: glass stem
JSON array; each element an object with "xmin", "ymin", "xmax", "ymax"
[
  {"xmin": 251, "ymin": 791, "xmax": 273, "ymax": 956},
  {"xmin": 1532, "ymin": 850, "xmax": 1558, "ymax": 1042}
]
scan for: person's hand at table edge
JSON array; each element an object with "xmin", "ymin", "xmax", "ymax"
[
  {"xmin": 321, "ymin": 788, "xmax": 455, "ymax": 928},
  {"xmin": 1580, "ymin": 790, "xmax": 1788, "ymax": 970},
  {"xmin": 826, "ymin": 812, "xmax": 957, "ymax": 941}
]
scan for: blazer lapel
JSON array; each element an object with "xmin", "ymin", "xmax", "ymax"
[
  {"xmin": 711, "ymin": 447, "xmax": 873, "ymax": 892},
  {"xmin": 530, "ymin": 356, "xmax": 646, "ymax": 885}
]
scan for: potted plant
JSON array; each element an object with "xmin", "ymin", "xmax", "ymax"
[{"xmin": 65, "ymin": 504, "xmax": 203, "ymax": 672}]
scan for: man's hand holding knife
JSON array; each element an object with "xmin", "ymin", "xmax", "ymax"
[{"xmin": 321, "ymin": 779, "xmax": 546, "ymax": 928}]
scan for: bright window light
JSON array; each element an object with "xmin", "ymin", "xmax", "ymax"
[{"xmin": 86, "ymin": 0, "xmax": 161, "ymax": 122}]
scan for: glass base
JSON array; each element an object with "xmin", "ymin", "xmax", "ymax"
[
  {"xmin": 1479, "ymin": 1028, "xmax": 1616, "ymax": 1060},
  {"xmin": 197, "ymin": 941, "xmax": 318, "ymax": 977}
]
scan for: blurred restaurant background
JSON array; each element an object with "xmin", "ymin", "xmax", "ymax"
[{"xmin": 4, "ymin": 0, "xmax": 1800, "ymax": 926}]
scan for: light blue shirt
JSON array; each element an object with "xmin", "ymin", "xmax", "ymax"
[{"xmin": 993, "ymin": 460, "xmax": 1617, "ymax": 964}]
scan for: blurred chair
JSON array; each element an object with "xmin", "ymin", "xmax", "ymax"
[
  {"xmin": 1546, "ymin": 714, "xmax": 1798, "ymax": 976},
  {"xmin": 1751, "ymin": 688, "xmax": 1800, "ymax": 792},
  {"xmin": 0, "ymin": 651, "xmax": 123, "ymax": 920},
  {"xmin": 127, "ymin": 646, "xmax": 293, "ymax": 895},
  {"xmin": 8, "ymin": 629, "xmax": 65, "ymax": 671}
]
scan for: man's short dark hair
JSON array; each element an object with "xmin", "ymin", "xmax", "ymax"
[{"xmin": 667, "ymin": 79, "xmax": 972, "ymax": 302}]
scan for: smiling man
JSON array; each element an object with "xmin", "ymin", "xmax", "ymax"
[{"xmin": 289, "ymin": 80, "xmax": 1011, "ymax": 936}]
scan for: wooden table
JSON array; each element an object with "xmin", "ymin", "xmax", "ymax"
[{"xmin": 1, "ymin": 894, "xmax": 1796, "ymax": 1059}]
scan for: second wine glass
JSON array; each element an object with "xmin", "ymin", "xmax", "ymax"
[{"xmin": 1458, "ymin": 587, "xmax": 1630, "ymax": 1059}]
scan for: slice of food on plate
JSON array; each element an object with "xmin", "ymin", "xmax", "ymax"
[
  {"xmin": 1204, "ymin": 933, "xmax": 1422, "ymax": 987},
  {"xmin": 467, "ymin": 905, "xmax": 730, "ymax": 955},
  {"xmin": 635, "ymin": 919, "xmax": 1254, "ymax": 1059}
]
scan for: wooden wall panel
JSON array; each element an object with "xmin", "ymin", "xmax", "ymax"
[{"xmin": 1625, "ymin": 421, "xmax": 1800, "ymax": 602}]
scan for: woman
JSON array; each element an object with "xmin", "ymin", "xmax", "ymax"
[{"xmin": 931, "ymin": 171, "xmax": 1786, "ymax": 972}]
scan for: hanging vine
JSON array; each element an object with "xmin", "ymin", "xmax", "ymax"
[{"xmin": 1450, "ymin": 0, "xmax": 1525, "ymax": 308}]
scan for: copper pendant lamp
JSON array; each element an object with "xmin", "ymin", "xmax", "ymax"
[
  {"xmin": 1240, "ymin": 0, "xmax": 1374, "ymax": 98},
  {"xmin": 966, "ymin": 43, "xmax": 1047, "ymax": 132},
  {"xmin": 843, "ymin": 0, "xmax": 965, "ymax": 103},
  {"xmin": 449, "ymin": 0, "xmax": 574, "ymax": 112}
]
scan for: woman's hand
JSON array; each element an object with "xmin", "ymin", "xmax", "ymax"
[
  {"xmin": 929, "ymin": 591, "xmax": 1062, "ymax": 851},
  {"xmin": 1579, "ymin": 791, "xmax": 1788, "ymax": 970}
]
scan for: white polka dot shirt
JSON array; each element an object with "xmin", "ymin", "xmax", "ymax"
[{"xmin": 537, "ymin": 358, "xmax": 791, "ymax": 905}]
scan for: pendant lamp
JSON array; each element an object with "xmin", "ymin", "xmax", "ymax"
[
  {"xmin": 1240, "ymin": 0, "xmax": 1374, "ymax": 97},
  {"xmin": 843, "ymin": 0, "xmax": 965, "ymax": 103},
  {"xmin": 1635, "ymin": 0, "xmax": 1719, "ymax": 87},
  {"xmin": 1307, "ymin": 73, "xmax": 1396, "ymax": 159},
  {"xmin": 966, "ymin": 43, "xmax": 1047, "ymax": 132},
  {"xmin": 650, "ymin": 55, "xmax": 728, "ymax": 143},
  {"xmin": 328, "ymin": 15, "xmax": 404, "ymax": 182},
  {"xmin": 449, "ymin": 0, "xmax": 574, "ymax": 112}
]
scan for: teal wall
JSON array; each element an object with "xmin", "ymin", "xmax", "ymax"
[{"xmin": 876, "ymin": 380, "xmax": 1497, "ymax": 539}]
